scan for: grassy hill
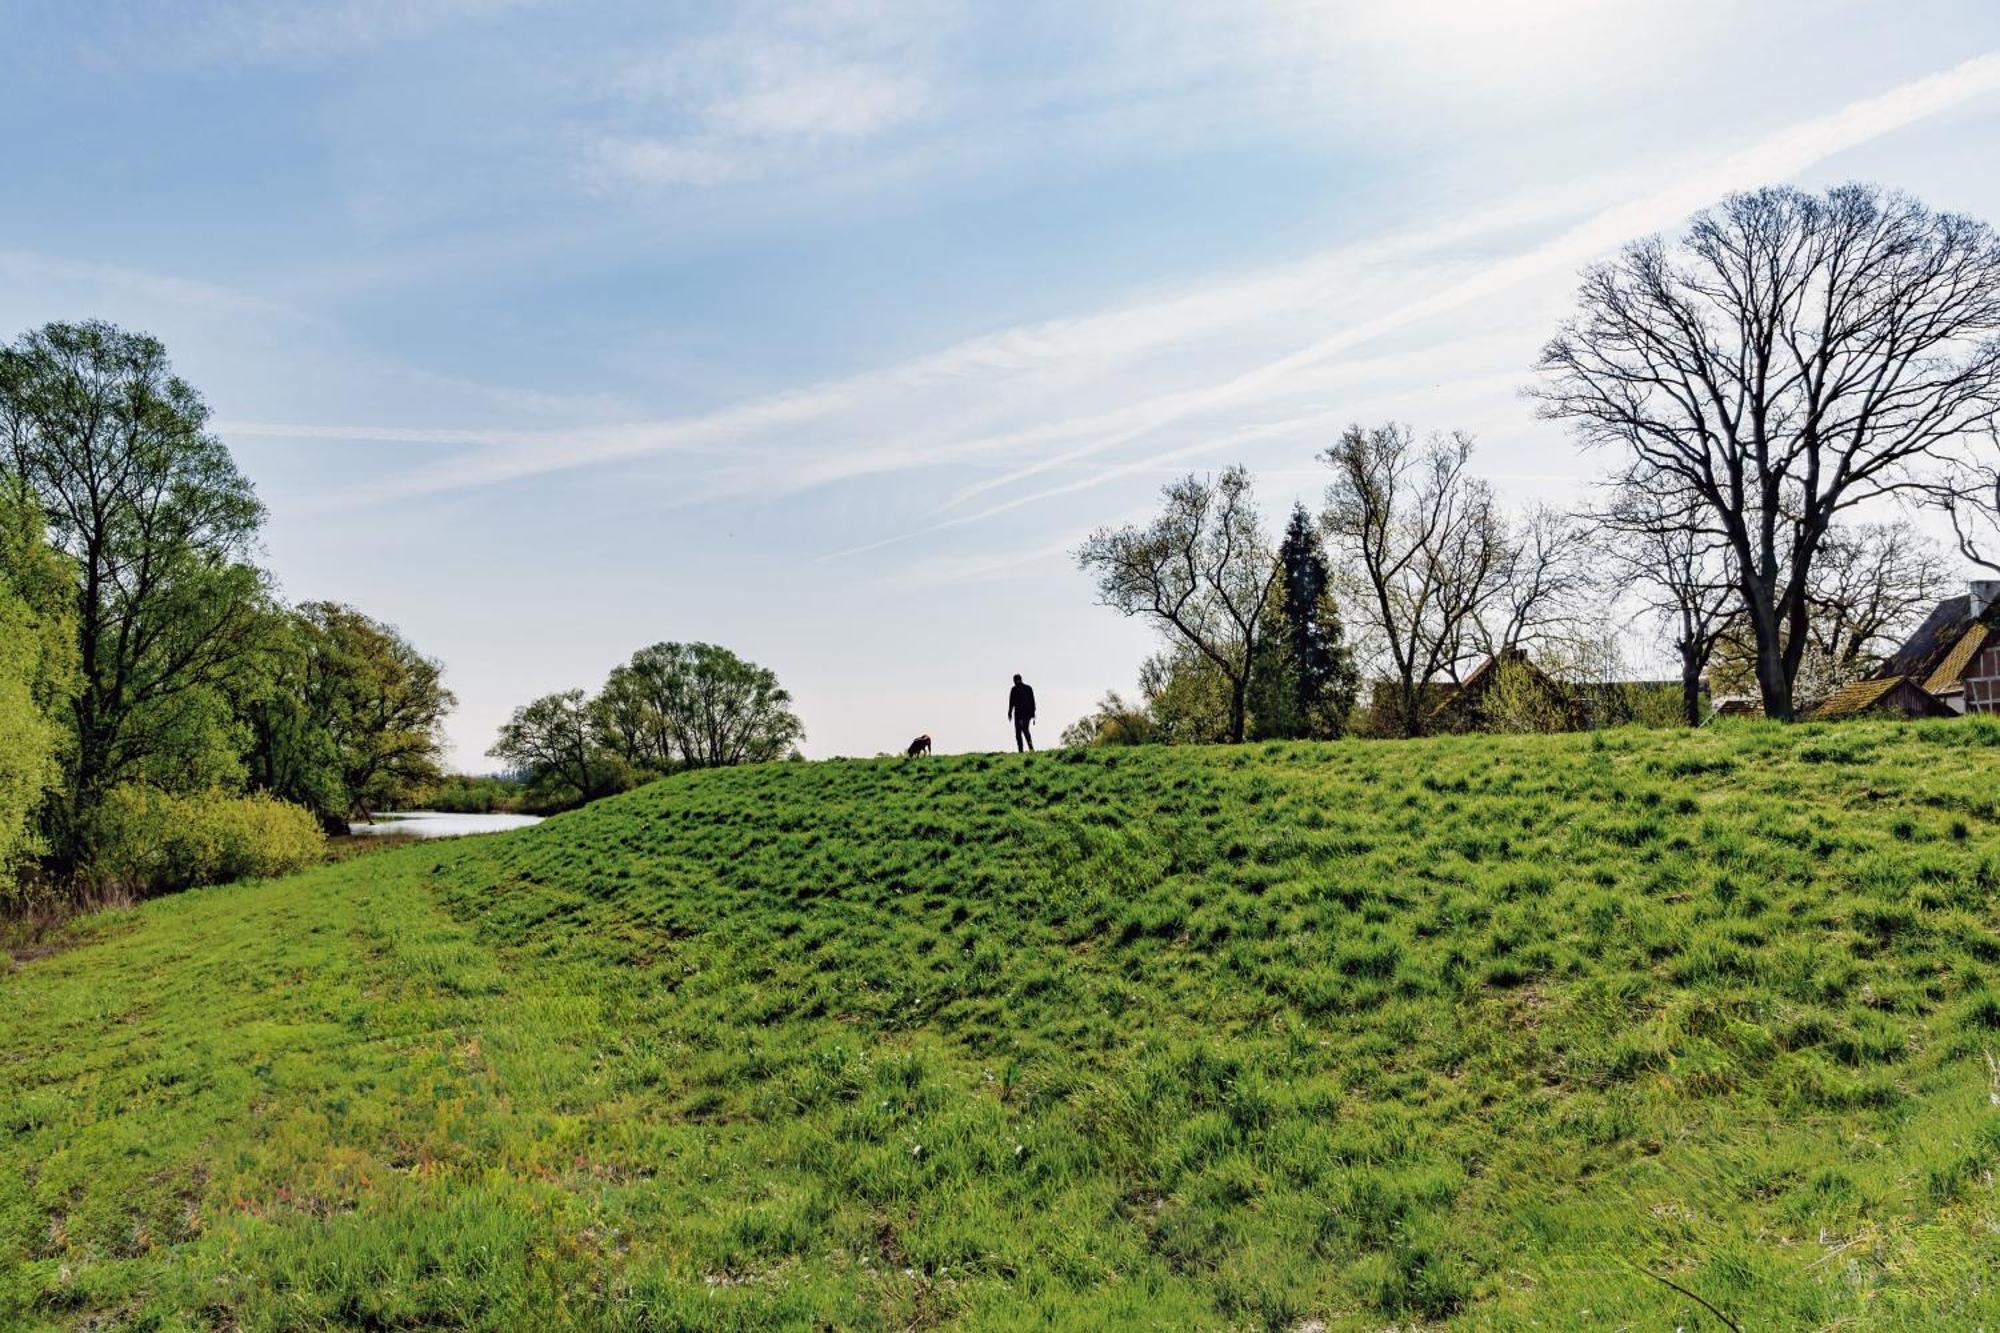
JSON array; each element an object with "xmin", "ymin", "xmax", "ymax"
[{"xmin": 6, "ymin": 722, "xmax": 2000, "ymax": 1330}]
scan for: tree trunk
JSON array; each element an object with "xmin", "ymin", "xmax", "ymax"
[
  {"xmin": 1739, "ymin": 572, "xmax": 1794, "ymax": 722},
  {"xmin": 1680, "ymin": 645, "xmax": 1704, "ymax": 728},
  {"xmin": 1227, "ymin": 679, "xmax": 1248, "ymax": 744},
  {"xmin": 1755, "ymin": 637, "xmax": 1792, "ymax": 721}
]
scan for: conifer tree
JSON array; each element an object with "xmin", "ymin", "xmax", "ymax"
[{"xmin": 1251, "ymin": 505, "xmax": 1359, "ymax": 739}]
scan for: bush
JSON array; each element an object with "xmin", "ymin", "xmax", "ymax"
[{"xmin": 91, "ymin": 786, "xmax": 325, "ymax": 897}]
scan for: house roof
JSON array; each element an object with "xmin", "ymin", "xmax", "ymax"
[
  {"xmin": 1431, "ymin": 648, "xmax": 1551, "ymax": 713},
  {"xmin": 1810, "ymin": 676, "xmax": 1907, "ymax": 719},
  {"xmin": 1923, "ymin": 624, "xmax": 1989, "ymax": 695},
  {"xmin": 1808, "ymin": 674, "xmax": 1957, "ymax": 720},
  {"xmin": 1430, "ymin": 648, "xmax": 1585, "ymax": 729},
  {"xmin": 1878, "ymin": 594, "xmax": 1999, "ymax": 693}
]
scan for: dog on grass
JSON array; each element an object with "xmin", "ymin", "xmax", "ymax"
[{"xmin": 905, "ymin": 734, "xmax": 932, "ymax": 757}]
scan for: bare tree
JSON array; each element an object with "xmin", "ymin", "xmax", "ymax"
[
  {"xmin": 1076, "ymin": 466, "xmax": 1280, "ymax": 744},
  {"xmin": 1320, "ymin": 424, "xmax": 1511, "ymax": 736},
  {"xmin": 1597, "ymin": 483, "xmax": 1738, "ymax": 725},
  {"xmin": 1804, "ymin": 520, "xmax": 1954, "ymax": 683},
  {"xmin": 1535, "ymin": 184, "xmax": 2000, "ymax": 719},
  {"xmin": 1476, "ymin": 503, "xmax": 1599, "ymax": 661},
  {"xmin": 1930, "ymin": 429, "xmax": 2000, "ymax": 574}
]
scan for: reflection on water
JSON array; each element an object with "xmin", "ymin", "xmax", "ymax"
[{"xmin": 347, "ymin": 811, "xmax": 543, "ymax": 838}]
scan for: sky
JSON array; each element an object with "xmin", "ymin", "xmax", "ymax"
[{"xmin": 5, "ymin": 0, "xmax": 2000, "ymax": 764}]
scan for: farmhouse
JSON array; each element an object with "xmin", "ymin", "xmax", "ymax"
[{"xmin": 1809, "ymin": 580, "xmax": 2000, "ymax": 719}]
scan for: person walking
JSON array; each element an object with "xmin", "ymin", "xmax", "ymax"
[{"xmin": 1008, "ymin": 673, "xmax": 1037, "ymax": 752}]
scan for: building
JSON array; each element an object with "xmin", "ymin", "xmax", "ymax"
[
  {"xmin": 1431, "ymin": 648, "xmax": 1587, "ymax": 733},
  {"xmin": 1804, "ymin": 675, "xmax": 1957, "ymax": 720},
  {"xmin": 1808, "ymin": 580, "xmax": 2000, "ymax": 720}
]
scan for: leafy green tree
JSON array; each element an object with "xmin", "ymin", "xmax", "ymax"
[
  {"xmin": 241, "ymin": 602, "xmax": 454, "ymax": 827},
  {"xmin": 589, "ymin": 660, "xmax": 677, "ymax": 775},
  {"xmin": 605, "ymin": 642, "xmax": 804, "ymax": 770},
  {"xmin": 1, "ymin": 321, "xmax": 267, "ymax": 869},
  {"xmin": 490, "ymin": 689, "xmax": 626, "ymax": 806},
  {"xmin": 237, "ymin": 605, "xmax": 345, "ymax": 823},
  {"xmin": 0, "ymin": 482, "xmax": 77, "ymax": 892},
  {"xmin": 1249, "ymin": 505, "xmax": 1359, "ymax": 740},
  {"xmin": 1059, "ymin": 691, "xmax": 1158, "ymax": 747},
  {"xmin": 1480, "ymin": 656, "xmax": 1575, "ymax": 734},
  {"xmin": 1136, "ymin": 647, "xmax": 1235, "ymax": 744},
  {"xmin": 297, "ymin": 602, "xmax": 453, "ymax": 821}
]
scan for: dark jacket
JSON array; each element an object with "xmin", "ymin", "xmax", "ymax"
[{"xmin": 1008, "ymin": 682, "xmax": 1036, "ymax": 721}]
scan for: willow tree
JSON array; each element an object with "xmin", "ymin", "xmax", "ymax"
[
  {"xmin": 1537, "ymin": 185, "xmax": 2000, "ymax": 720},
  {"xmin": 241, "ymin": 602, "xmax": 455, "ymax": 827}
]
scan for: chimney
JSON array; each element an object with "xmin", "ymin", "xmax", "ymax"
[{"xmin": 1973, "ymin": 580, "xmax": 2000, "ymax": 618}]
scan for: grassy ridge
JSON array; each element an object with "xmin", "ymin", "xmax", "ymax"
[{"xmin": 5, "ymin": 722, "xmax": 2000, "ymax": 1329}]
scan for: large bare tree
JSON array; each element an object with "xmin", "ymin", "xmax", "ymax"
[
  {"xmin": 1535, "ymin": 184, "xmax": 2000, "ymax": 719},
  {"xmin": 1076, "ymin": 466, "xmax": 1280, "ymax": 744},
  {"xmin": 1931, "ymin": 429, "xmax": 2000, "ymax": 574},
  {"xmin": 1319, "ymin": 424, "xmax": 1511, "ymax": 736}
]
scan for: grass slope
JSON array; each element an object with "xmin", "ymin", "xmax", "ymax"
[{"xmin": 6, "ymin": 722, "xmax": 2000, "ymax": 1330}]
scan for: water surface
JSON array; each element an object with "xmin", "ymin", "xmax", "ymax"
[{"xmin": 348, "ymin": 811, "xmax": 543, "ymax": 838}]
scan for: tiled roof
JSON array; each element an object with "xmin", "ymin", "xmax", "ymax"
[
  {"xmin": 1809, "ymin": 675, "xmax": 1907, "ymax": 719},
  {"xmin": 1923, "ymin": 623, "xmax": 1993, "ymax": 694},
  {"xmin": 1807, "ymin": 675, "xmax": 1956, "ymax": 720},
  {"xmin": 1880, "ymin": 595, "xmax": 2000, "ymax": 690}
]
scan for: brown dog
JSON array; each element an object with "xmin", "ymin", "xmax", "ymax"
[{"xmin": 905, "ymin": 734, "xmax": 932, "ymax": 757}]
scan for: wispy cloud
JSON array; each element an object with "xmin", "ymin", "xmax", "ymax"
[
  {"xmin": 590, "ymin": 2, "xmax": 949, "ymax": 192},
  {"xmin": 0, "ymin": 249, "xmax": 317, "ymax": 325},
  {"xmin": 936, "ymin": 48, "xmax": 2000, "ymax": 512},
  {"xmin": 252, "ymin": 46, "xmax": 2000, "ymax": 537}
]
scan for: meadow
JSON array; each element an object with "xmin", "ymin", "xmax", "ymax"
[{"xmin": 5, "ymin": 721, "xmax": 2000, "ymax": 1330}]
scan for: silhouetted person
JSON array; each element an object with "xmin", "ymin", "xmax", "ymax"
[{"xmin": 1008, "ymin": 673, "xmax": 1037, "ymax": 752}]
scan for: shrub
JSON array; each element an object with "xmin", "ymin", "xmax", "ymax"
[{"xmin": 90, "ymin": 786, "xmax": 325, "ymax": 897}]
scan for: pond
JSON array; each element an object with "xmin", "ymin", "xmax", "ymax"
[{"xmin": 347, "ymin": 811, "xmax": 544, "ymax": 838}]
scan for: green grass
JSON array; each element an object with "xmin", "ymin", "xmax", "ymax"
[{"xmin": 6, "ymin": 721, "xmax": 2000, "ymax": 1330}]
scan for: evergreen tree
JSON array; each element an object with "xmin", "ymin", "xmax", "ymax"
[{"xmin": 1250, "ymin": 505, "xmax": 1359, "ymax": 740}]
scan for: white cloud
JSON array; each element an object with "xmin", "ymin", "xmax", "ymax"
[
  {"xmin": 591, "ymin": 2, "xmax": 947, "ymax": 191},
  {"xmin": 709, "ymin": 48, "xmax": 930, "ymax": 141}
]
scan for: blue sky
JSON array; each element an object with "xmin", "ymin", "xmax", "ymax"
[{"xmin": 6, "ymin": 0, "xmax": 2000, "ymax": 763}]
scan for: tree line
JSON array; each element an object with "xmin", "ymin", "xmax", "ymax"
[
  {"xmin": 1074, "ymin": 184, "xmax": 2000, "ymax": 743},
  {"xmin": 7, "ymin": 182, "xmax": 1997, "ymax": 908},
  {"xmin": 0, "ymin": 321, "xmax": 455, "ymax": 913}
]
